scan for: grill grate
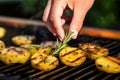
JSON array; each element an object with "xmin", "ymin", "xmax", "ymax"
[{"xmin": 0, "ymin": 25, "xmax": 120, "ymax": 80}]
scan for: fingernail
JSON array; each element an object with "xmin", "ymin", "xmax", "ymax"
[
  {"xmin": 70, "ymin": 30, "xmax": 78, "ymax": 39},
  {"xmin": 58, "ymin": 33, "xmax": 64, "ymax": 41},
  {"xmin": 59, "ymin": 36, "xmax": 64, "ymax": 41},
  {"xmin": 53, "ymin": 33, "xmax": 56, "ymax": 36}
]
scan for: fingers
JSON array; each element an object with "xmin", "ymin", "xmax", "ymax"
[
  {"xmin": 69, "ymin": 0, "xmax": 94, "ymax": 39},
  {"xmin": 43, "ymin": 0, "xmax": 94, "ymax": 41},
  {"xmin": 50, "ymin": 0, "xmax": 68, "ymax": 41}
]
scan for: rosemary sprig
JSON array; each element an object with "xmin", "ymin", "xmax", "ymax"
[{"xmin": 51, "ymin": 31, "xmax": 74, "ymax": 55}]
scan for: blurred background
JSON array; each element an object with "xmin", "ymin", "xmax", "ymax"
[{"xmin": 0, "ymin": 0, "xmax": 120, "ymax": 30}]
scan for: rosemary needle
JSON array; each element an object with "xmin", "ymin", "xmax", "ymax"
[{"xmin": 51, "ymin": 31, "xmax": 74, "ymax": 55}]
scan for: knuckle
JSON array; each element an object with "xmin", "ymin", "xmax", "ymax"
[{"xmin": 50, "ymin": 15, "xmax": 55, "ymax": 22}]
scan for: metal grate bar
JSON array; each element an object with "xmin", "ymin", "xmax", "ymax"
[
  {"xmin": 61, "ymin": 64, "xmax": 95, "ymax": 80},
  {"xmin": 74, "ymin": 69, "xmax": 98, "ymax": 80},
  {"xmin": 49, "ymin": 60, "xmax": 93, "ymax": 80},
  {"xmin": 0, "ymin": 25, "xmax": 120, "ymax": 80},
  {"xmin": 38, "ymin": 66, "xmax": 68, "ymax": 79},
  {"xmin": 87, "ymin": 72, "xmax": 104, "ymax": 80}
]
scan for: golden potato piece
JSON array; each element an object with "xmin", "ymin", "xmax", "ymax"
[
  {"xmin": 79, "ymin": 43, "xmax": 108, "ymax": 60},
  {"xmin": 0, "ymin": 40, "xmax": 5, "ymax": 50},
  {"xmin": 0, "ymin": 47, "xmax": 30, "ymax": 65},
  {"xmin": 31, "ymin": 53, "xmax": 59, "ymax": 71},
  {"xmin": 95, "ymin": 56, "xmax": 120, "ymax": 73},
  {"xmin": 12, "ymin": 35, "xmax": 35, "ymax": 46},
  {"xmin": 0, "ymin": 27, "xmax": 6, "ymax": 38},
  {"xmin": 59, "ymin": 47, "xmax": 86, "ymax": 67},
  {"xmin": 21, "ymin": 44, "xmax": 41, "ymax": 55}
]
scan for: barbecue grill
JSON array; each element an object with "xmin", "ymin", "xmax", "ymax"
[{"xmin": 0, "ymin": 16, "xmax": 120, "ymax": 80}]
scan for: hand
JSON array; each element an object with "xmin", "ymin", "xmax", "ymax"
[{"xmin": 43, "ymin": 0, "xmax": 94, "ymax": 41}]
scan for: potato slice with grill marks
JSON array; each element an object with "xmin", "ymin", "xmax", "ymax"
[
  {"xmin": 31, "ymin": 53, "xmax": 59, "ymax": 71},
  {"xmin": 0, "ymin": 46, "xmax": 30, "ymax": 65},
  {"xmin": 59, "ymin": 47, "xmax": 86, "ymax": 67},
  {"xmin": 79, "ymin": 43, "xmax": 109, "ymax": 60},
  {"xmin": 95, "ymin": 56, "xmax": 120, "ymax": 73}
]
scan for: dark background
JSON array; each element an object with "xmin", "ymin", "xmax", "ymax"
[{"xmin": 0, "ymin": 0, "xmax": 120, "ymax": 30}]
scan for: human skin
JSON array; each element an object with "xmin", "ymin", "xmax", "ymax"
[{"xmin": 43, "ymin": 0, "xmax": 94, "ymax": 41}]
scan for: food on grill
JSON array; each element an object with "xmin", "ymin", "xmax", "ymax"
[
  {"xmin": 95, "ymin": 56, "xmax": 120, "ymax": 73},
  {"xmin": 0, "ymin": 40, "xmax": 5, "ymax": 50},
  {"xmin": 21, "ymin": 44, "xmax": 41, "ymax": 55},
  {"xmin": 0, "ymin": 46, "xmax": 30, "ymax": 65},
  {"xmin": 79, "ymin": 43, "xmax": 109, "ymax": 60},
  {"xmin": 36, "ymin": 47, "xmax": 52, "ymax": 55},
  {"xmin": 0, "ymin": 27, "xmax": 6, "ymax": 38},
  {"xmin": 12, "ymin": 35, "xmax": 35, "ymax": 46},
  {"xmin": 40, "ymin": 40, "xmax": 57, "ymax": 48},
  {"xmin": 59, "ymin": 46, "xmax": 86, "ymax": 67},
  {"xmin": 31, "ymin": 53, "xmax": 59, "ymax": 71}
]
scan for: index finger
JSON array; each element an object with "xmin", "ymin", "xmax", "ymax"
[{"xmin": 50, "ymin": 0, "xmax": 67, "ymax": 41}]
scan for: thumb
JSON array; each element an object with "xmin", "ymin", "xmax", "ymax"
[
  {"xmin": 69, "ymin": 9, "xmax": 85, "ymax": 39},
  {"xmin": 69, "ymin": 0, "xmax": 94, "ymax": 39}
]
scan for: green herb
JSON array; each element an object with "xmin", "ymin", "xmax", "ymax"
[
  {"xmin": 42, "ymin": 58, "xmax": 52, "ymax": 63},
  {"xmin": 51, "ymin": 31, "xmax": 74, "ymax": 55}
]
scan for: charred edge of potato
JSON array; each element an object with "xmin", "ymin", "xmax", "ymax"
[
  {"xmin": 31, "ymin": 53, "xmax": 59, "ymax": 71},
  {"xmin": 59, "ymin": 47, "xmax": 86, "ymax": 67},
  {"xmin": 95, "ymin": 56, "xmax": 120, "ymax": 74},
  {"xmin": 79, "ymin": 43, "xmax": 109, "ymax": 60}
]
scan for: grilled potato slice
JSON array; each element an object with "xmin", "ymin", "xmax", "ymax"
[
  {"xmin": 0, "ymin": 47, "xmax": 30, "ymax": 65},
  {"xmin": 12, "ymin": 35, "xmax": 35, "ymax": 46},
  {"xmin": 0, "ymin": 40, "xmax": 5, "ymax": 50},
  {"xmin": 0, "ymin": 27, "xmax": 6, "ymax": 38},
  {"xmin": 79, "ymin": 43, "xmax": 108, "ymax": 60},
  {"xmin": 59, "ymin": 47, "xmax": 86, "ymax": 67},
  {"xmin": 31, "ymin": 53, "xmax": 59, "ymax": 71},
  {"xmin": 95, "ymin": 56, "xmax": 120, "ymax": 73},
  {"xmin": 21, "ymin": 44, "xmax": 41, "ymax": 55}
]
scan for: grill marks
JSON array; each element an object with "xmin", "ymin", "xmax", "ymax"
[
  {"xmin": 66, "ymin": 55, "xmax": 86, "ymax": 63},
  {"xmin": 81, "ymin": 45, "xmax": 108, "ymax": 55},
  {"xmin": 49, "ymin": 59, "xmax": 58, "ymax": 66},
  {"xmin": 31, "ymin": 53, "xmax": 58, "ymax": 66},
  {"xmin": 31, "ymin": 54, "xmax": 45, "ymax": 62},
  {"xmin": 60, "ymin": 48, "xmax": 86, "ymax": 63},
  {"xmin": 61, "ymin": 48, "xmax": 79, "ymax": 57},
  {"xmin": 79, "ymin": 43, "xmax": 109, "ymax": 60},
  {"xmin": 7, "ymin": 47, "xmax": 26, "ymax": 55},
  {"xmin": 31, "ymin": 52, "xmax": 59, "ymax": 71},
  {"xmin": 106, "ymin": 56, "xmax": 120, "ymax": 65}
]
